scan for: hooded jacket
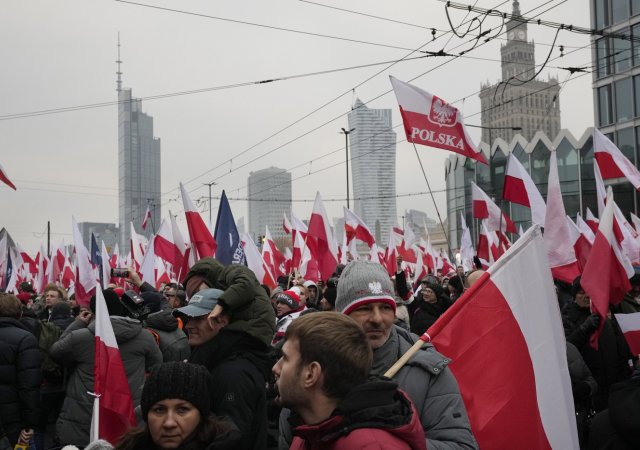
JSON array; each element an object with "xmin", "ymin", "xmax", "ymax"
[
  {"xmin": 290, "ymin": 379, "xmax": 426, "ymax": 450},
  {"xmin": 182, "ymin": 258, "xmax": 275, "ymax": 347},
  {"xmin": 50, "ymin": 316, "xmax": 162, "ymax": 446},
  {"xmin": 0, "ymin": 317, "xmax": 41, "ymax": 444},
  {"xmin": 144, "ymin": 309, "xmax": 190, "ymax": 362}
]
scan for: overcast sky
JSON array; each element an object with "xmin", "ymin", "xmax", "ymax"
[{"xmin": 0, "ymin": 0, "xmax": 593, "ymax": 253}]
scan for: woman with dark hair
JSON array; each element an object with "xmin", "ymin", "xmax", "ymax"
[
  {"xmin": 115, "ymin": 362, "xmax": 240, "ymax": 450},
  {"xmin": 407, "ymin": 281, "xmax": 452, "ymax": 335}
]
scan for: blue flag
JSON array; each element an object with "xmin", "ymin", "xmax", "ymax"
[
  {"xmin": 90, "ymin": 232, "xmax": 103, "ymax": 285},
  {"xmin": 213, "ymin": 190, "xmax": 246, "ymax": 265}
]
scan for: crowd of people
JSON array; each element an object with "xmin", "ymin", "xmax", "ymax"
[{"xmin": 0, "ymin": 254, "xmax": 638, "ymax": 449}]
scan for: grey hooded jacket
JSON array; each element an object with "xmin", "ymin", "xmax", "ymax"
[{"xmin": 50, "ymin": 316, "xmax": 162, "ymax": 446}]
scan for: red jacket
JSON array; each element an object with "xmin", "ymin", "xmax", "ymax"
[{"xmin": 290, "ymin": 380, "xmax": 426, "ymax": 450}]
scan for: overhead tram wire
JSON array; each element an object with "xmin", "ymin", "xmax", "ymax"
[
  {"xmin": 156, "ymin": 0, "xmax": 520, "ymax": 199},
  {"xmin": 178, "ymin": 0, "xmax": 576, "ymax": 201}
]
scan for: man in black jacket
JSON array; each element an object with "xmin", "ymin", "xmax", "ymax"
[{"xmin": 0, "ymin": 293, "xmax": 41, "ymax": 446}]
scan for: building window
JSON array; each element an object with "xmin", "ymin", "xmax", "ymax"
[
  {"xmin": 598, "ymin": 84, "xmax": 614, "ymax": 126},
  {"xmin": 613, "ymin": 32, "xmax": 631, "ymax": 73},
  {"xmin": 634, "ymin": 24, "xmax": 640, "ymax": 66},
  {"xmin": 633, "ymin": 0, "xmax": 640, "ymax": 15},
  {"xmin": 595, "ymin": 0, "xmax": 610, "ymax": 29},
  {"xmin": 617, "ymin": 126, "xmax": 636, "ymax": 162},
  {"xmin": 612, "ymin": 0, "xmax": 629, "ymax": 24},
  {"xmin": 615, "ymin": 78, "xmax": 633, "ymax": 122}
]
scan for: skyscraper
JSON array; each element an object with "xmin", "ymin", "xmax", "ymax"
[
  {"xmin": 348, "ymin": 99, "xmax": 397, "ymax": 244},
  {"xmin": 117, "ymin": 42, "xmax": 161, "ymax": 250},
  {"xmin": 247, "ymin": 167, "xmax": 291, "ymax": 241},
  {"xmin": 479, "ymin": 0, "xmax": 561, "ymax": 144}
]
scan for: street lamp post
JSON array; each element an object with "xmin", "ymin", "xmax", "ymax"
[
  {"xmin": 204, "ymin": 182, "xmax": 217, "ymax": 224},
  {"xmin": 340, "ymin": 127, "xmax": 355, "ymax": 209}
]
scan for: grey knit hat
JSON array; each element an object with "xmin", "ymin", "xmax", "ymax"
[{"xmin": 336, "ymin": 260, "xmax": 396, "ymax": 315}]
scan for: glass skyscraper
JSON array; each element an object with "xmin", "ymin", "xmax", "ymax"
[
  {"xmin": 118, "ymin": 85, "xmax": 161, "ymax": 250},
  {"xmin": 347, "ymin": 99, "xmax": 397, "ymax": 244}
]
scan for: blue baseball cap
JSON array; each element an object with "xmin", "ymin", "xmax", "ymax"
[{"xmin": 174, "ymin": 288, "xmax": 224, "ymax": 317}]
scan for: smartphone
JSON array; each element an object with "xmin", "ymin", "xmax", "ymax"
[{"xmin": 111, "ymin": 267, "xmax": 129, "ymax": 278}]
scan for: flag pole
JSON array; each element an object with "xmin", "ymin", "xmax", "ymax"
[
  {"xmin": 384, "ymin": 332, "xmax": 431, "ymax": 378},
  {"xmin": 412, "ymin": 143, "xmax": 454, "ymax": 262}
]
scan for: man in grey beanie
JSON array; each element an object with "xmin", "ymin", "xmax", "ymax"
[{"xmin": 279, "ymin": 260, "xmax": 478, "ymax": 450}]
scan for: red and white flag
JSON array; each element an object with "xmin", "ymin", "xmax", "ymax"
[
  {"xmin": 503, "ymin": 153, "xmax": 546, "ymax": 225},
  {"xmin": 471, "ymin": 182, "xmax": 516, "ymax": 233},
  {"xmin": 582, "ymin": 187, "xmax": 634, "ymax": 349},
  {"xmin": 72, "ymin": 216, "xmax": 96, "ymax": 307},
  {"xmin": 585, "ymin": 208, "xmax": 600, "ymax": 235},
  {"xmin": 101, "ymin": 242, "xmax": 112, "ymax": 289},
  {"xmin": 614, "ymin": 312, "xmax": 640, "ymax": 356},
  {"xmin": 307, "ymin": 192, "xmax": 338, "ymax": 281},
  {"xmin": 91, "ymin": 288, "xmax": 136, "ymax": 444},
  {"xmin": 262, "ymin": 226, "xmax": 286, "ymax": 278},
  {"xmin": 459, "ymin": 213, "xmax": 475, "ymax": 271},
  {"xmin": 154, "ymin": 219, "xmax": 186, "ymax": 278},
  {"xmin": 141, "ymin": 206, "xmax": 152, "ymax": 231},
  {"xmin": 180, "ymin": 182, "xmax": 217, "ymax": 260},
  {"xmin": 242, "ymin": 233, "xmax": 277, "ymax": 289},
  {"xmin": 566, "ymin": 216, "xmax": 591, "ymax": 272},
  {"xmin": 544, "ymin": 151, "xmax": 580, "ymax": 283},
  {"xmin": 593, "ymin": 128, "xmax": 640, "ymax": 190},
  {"xmin": 476, "ymin": 221, "xmax": 498, "ymax": 268},
  {"xmin": 0, "ymin": 163, "xmax": 17, "ymax": 190},
  {"xmin": 283, "ymin": 213, "xmax": 292, "ymax": 235},
  {"xmin": 428, "ymin": 225, "xmax": 579, "ymax": 450},
  {"xmin": 389, "ymin": 76, "xmax": 486, "ymax": 164},
  {"xmin": 344, "ymin": 207, "xmax": 376, "ymax": 248},
  {"xmin": 576, "ymin": 214, "xmax": 596, "ymax": 245}
]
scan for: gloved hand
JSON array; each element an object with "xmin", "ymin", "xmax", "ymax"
[{"xmin": 579, "ymin": 314, "xmax": 601, "ymax": 335}]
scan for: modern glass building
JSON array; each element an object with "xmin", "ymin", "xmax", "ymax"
[
  {"xmin": 445, "ymin": 129, "xmax": 599, "ymax": 249},
  {"xmin": 247, "ymin": 167, "xmax": 292, "ymax": 241},
  {"xmin": 347, "ymin": 99, "xmax": 397, "ymax": 245},
  {"xmin": 117, "ymin": 85, "xmax": 161, "ymax": 250},
  {"xmin": 592, "ymin": 0, "xmax": 640, "ymax": 218}
]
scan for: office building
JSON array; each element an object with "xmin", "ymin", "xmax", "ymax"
[
  {"xmin": 247, "ymin": 167, "xmax": 291, "ymax": 240},
  {"xmin": 347, "ymin": 99, "xmax": 397, "ymax": 244},
  {"xmin": 117, "ymin": 48, "xmax": 161, "ymax": 250}
]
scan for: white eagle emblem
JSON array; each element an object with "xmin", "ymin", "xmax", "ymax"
[
  {"xmin": 428, "ymin": 96, "xmax": 457, "ymax": 127},
  {"xmin": 368, "ymin": 281, "xmax": 383, "ymax": 295}
]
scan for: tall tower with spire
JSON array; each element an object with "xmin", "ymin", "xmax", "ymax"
[
  {"xmin": 478, "ymin": 0, "xmax": 561, "ymax": 144},
  {"xmin": 117, "ymin": 36, "xmax": 161, "ymax": 250}
]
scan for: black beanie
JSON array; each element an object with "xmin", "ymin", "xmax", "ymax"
[
  {"xmin": 90, "ymin": 289, "xmax": 126, "ymax": 317},
  {"xmin": 141, "ymin": 362, "xmax": 212, "ymax": 418},
  {"xmin": 571, "ymin": 276, "xmax": 583, "ymax": 299},
  {"xmin": 140, "ymin": 291, "xmax": 163, "ymax": 314}
]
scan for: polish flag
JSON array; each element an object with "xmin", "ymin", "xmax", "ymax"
[
  {"xmin": 170, "ymin": 213, "xmax": 192, "ymax": 281},
  {"xmin": 180, "ymin": 182, "xmax": 217, "ymax": 259},
  {"xmin": 471, "ymin": 182, "xmax": 516, "ymax": 233},
  {"xmin": 459, "ymin": 213, "xmax": 475, "ymax": 271},
  {"xmin": 593, "ymin": 128, "xmax": 640, "ymax": 190},
  {"xmin": 544, "ymin": 151, "xmax": 580, "ymax": 284},
  {"xmin": 129, "ymin": 222, "xmax": 147, "ymax": 270},
  {"xmin": 139, "ymin": 236, "xmax": 157, "ymax": 287},
  {"xmin": 344, "ymin": 207, "xmax": 376, "ymax": 248},
  {"xmin": 91, "ymin": 288, "xmax": 136, "ymax": 444},
  {"xmin": 614, "ymin": 312, "xmax": 640, "ymax": 356},
  {"xmin": 581, "ymin": 187, "xmax": 634, "ymax": 350},
  {"xmin": 262, "ymin": 226, "xmax": 286, "ymax": 278},
  {"xmin": 383, "ymin": 226, "xmax": 402, "ymax": 276},
  {"xmin": 0, "ymin": 163, "xmax": 17, "ymax": 190},
  {"xmin": 290, "ymin": 212, "xmax": 309, "ymax": 247},
  {"xmin": 61, "ymin": 256, "xmax": 75, "ymax": 290},
  {"xmin": 566, "ymin": 216, "xmax": 592, "ymax": 272},
  {"xmin": 283, "ymin": 247, "xmax": 293, "ymax": 276},
  {"xmin": 428, "ymin": 225, "xmax": 579, "ymax": 450},
  {"xmin": 369, "ymin": 243, "xmax": 381, "ymax": 265},
  {"xmin": 576, "ymin": 214, "xmax": 596, "ymax": 245},
  {"xmin": 477, "ymin": 221, "xmax": 498, "ymax": 268},
  {"xmin": 283, "ymin": 213, "xmax": 292, "ymax": 235},
  {"xmin": 307, "ymin": 192, "xmax": 338, "ymax": 281},
  {"xmin": 72, "ymin": 216, "xmax": 96, "ymax": 307},
  {"xmin": 503, "ymin": 153, "xmax": 546, "ymax": 226},
  {"xmin": 241, "ymin": 233, "xmax": 278, "ymax": 289},
  {"xmin": 631, "ymin": 212, "xmax": 640, "ymax": 234},
  {"xmin": 389, "ymin": 76, "xmax": 486, "ymax": 164},
  {"xmin": 413, "ymin": 251, "xmax": 429, "ymax": 289},
  {"xmin": 585, "ymin": 208, "xmax": 600, "ymax": 235},
  {"xmin": 141, "ymin": 206, "xmax": 152, "ymax": 231},
  {"xmin": 154, "ymin": 219, "xmax": 185, "ymax": 277}
]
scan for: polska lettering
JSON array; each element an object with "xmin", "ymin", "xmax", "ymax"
[{"xmin": 410, "ymin": 127, "xmax": 465, "ymax": 150}]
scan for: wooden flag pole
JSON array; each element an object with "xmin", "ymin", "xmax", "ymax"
[{"xmin": 383, "ymin": 332, "xmax": 431, "ymax": 378}]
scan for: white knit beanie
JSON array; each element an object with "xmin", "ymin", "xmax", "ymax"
[{"xmin": 336, "ymin": 260, "xmax": 396, "ymax": 315}]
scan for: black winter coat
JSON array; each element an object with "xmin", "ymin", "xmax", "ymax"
[
  {"xmin": 0, "ymin": 317, "xmax": 41, "ymax": 444},
  {"xmin": 407, "ymin": 295, "xmax": 452, "ymax": 335},
  {"xmin": 561, "ymin": 301, "xmax": 631, "ymax": 411}
]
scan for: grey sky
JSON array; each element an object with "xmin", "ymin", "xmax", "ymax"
[{"xmin": 0, "ymin": 0, "xmax": 593, "ymax": 253}]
